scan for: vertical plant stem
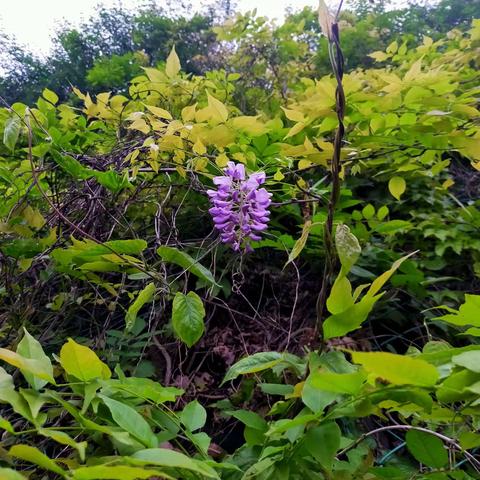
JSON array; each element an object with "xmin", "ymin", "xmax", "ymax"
[{"xmin": 315, "ymin": 6, "xmax": 346, "ymax": 339}]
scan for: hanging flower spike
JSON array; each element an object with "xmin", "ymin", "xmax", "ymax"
[{"xmin": 207, "ymin": 162, "xmax": 272, "ymax": 252}]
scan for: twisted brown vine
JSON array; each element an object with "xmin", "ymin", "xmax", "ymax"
[{"xmin": 315, "ymin": 1, "xmax": 346, "ymax": 339}]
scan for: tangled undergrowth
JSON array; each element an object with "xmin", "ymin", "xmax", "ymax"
[{"xmin": 0, "ymin": 4, "xmax": 480, "ymax": 479}]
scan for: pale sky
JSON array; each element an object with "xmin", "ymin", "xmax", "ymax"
[{"xmin": 0, "ymin": 0, "xmax": 322, "ymax": 56}]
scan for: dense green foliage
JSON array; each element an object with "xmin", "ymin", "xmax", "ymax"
[{"xmin": 1, "ymin": 0, "xmax": 480, "ymax": 478}]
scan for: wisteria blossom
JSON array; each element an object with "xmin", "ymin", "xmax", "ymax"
[{"xmin": 207, "ymin": 162, "xmax": 272, "ymax": 252}]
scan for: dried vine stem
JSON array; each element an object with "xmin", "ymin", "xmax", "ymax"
[
  {"xmin": 315, "ymin": 1, "xmax": 346, "ymax": 337},
  {"xmin": 20, "ymin": 108, "xmax": 161, "ymax": 283}
]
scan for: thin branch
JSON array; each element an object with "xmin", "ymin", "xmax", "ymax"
[{"xmin": 337, "ymin": 424, "xmax": 480, "ymax": 473}]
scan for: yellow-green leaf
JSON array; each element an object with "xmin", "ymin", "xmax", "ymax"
[
  {"xmin": 16, "ymin": 328, "xmax": 53, "ymax": 390},
  {"xmin": 125, "ymin": 283, "xmax": 156, "ymax": 331},
  {"xmin": 181, "ymin": 104, "xmax": 196, "ymax": 122},
  {"xmin": 284, "ymin": 122, "xmax": 305, "ymax": 139},
  {"xmin": 145, "ymin": 105, "xmax": 172, "ymax": 120},
  {"xmin": 284, "ymin": 220, "xmax": 312, "ymax": 268},
  {"xmin": 193, "ymin": 139, "xmax": 207, "ymax": 155},
  {"xmin": 0, "ymin": 349, "xmax": 54, "ymax": 384},
  {"xmin": 42, "ymin": 88, "xmax": 59, "ymax": 105},
  {"xmin": 72, "ymin": 466, "xmax": 171, "ymax": 480},
  {"xmin": 350, "ymin": 351, "xmax": 439, "ymax": 387},
  {"xmin": 165, "ymin": 45, "xmax": 181, "ymax": 78},
  {"xmin": 9, "ymin": 445, "xmax": 66, "ymax": 476},
  {"xmin": 207, "ymin": 91, "xmax": 229, "ymax": 123},
  {"xmin": 59, "ymin": 338, "xmax": 111, "ymax": 382},
  {"xmin": 215, "ymin": 153, "xmax": 229, "ymax": 167},
  {"xmin": 132, "ymin": 448, "xmax": 219, "ymax": 478},
  {"xmin": 0, "ymin": 468, "xmax": 27, "ymax": 479},
  {"xmin": 38, "ymin": 429, "xmax": 87, "ymax": 462},
  {"xmin": 388, "ymin": 176, "xmax": 406, "ymax": 200},
  {"xmin": 281, "ymin": 107, "xmax": 305, "ymax": 123}
]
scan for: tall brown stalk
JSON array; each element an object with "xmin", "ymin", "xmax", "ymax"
[{"xmin": 315, "ymin": 1, "xmax": 346, "ymax": 338}]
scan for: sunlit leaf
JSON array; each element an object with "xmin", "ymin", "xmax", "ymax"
[
  {"xmin": 16, "ymin": 328, "xmax": 53, "ymax": 390},
  {"xmin": 388, "ymin": 176, "xmax": 406, "ymax": 200},
  {"xmin": 59, "ymin": 338, "xmax": 111, "ymax": 382},
  {"xmin": 165, "ymin": 45, "xmax": 181, "ymax": 78},
  {"xmin": 350, "ymin": 351, "xmax": 439, "ymax": 387}
]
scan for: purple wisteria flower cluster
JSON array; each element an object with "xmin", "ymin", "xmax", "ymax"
[{"xmin": 207, "ymin": 162, "xmax": 272, "ymax": 252}]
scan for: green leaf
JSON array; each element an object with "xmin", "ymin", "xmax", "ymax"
[
  {"xmin": 452, "ymin": 351, "xmax": 480, "ymax": 373},
  {"xmin": 0, "ymin": 368, "xmax": 34, "ymax": 422},
  {"xmin": 0, "ymin": 468, "xmax": 28, "ymax": 479},
  {"xmin": 42, "ymin": 88, "xmax": 59, "ymax": 105},
  {"xmin": 437, "ymin": 369, "xmax": 480, "ymax": 403},
  {"xmin": 16, "ymin": 328, "xmax": 53, "ymax": 390},
  {"xmin": 284, "ymin": 220, "xmax": 312, "ymax": 268},
  {"xmin": 51, "ymin": 151, "xmax": 93, "ymax": 180},
  {"xmin": 59, "ymin": 338, "xmax": 111, "ymax": 382},
  {"xmin": 20, "ymin": 389, "xmax": 47, "ymax": 419},
  {"xmin": 373, "ymin": 220, "xmax": 412, "ymax": 235},
  {"xmin": 132, "ymin": 448, "xmax": 219, "ymax": 478},
  {"xmin": 350, "ymin": 351, "xmax": 439, "ymax": 387},
  {"xmin": 0, "ymin": 348, "xmax": 55, "ymax": 384},
  {"xmin": 323, "ymin": 293, "xmax": 381, "ymax": 339},
  {"xmin": 3, "ymin": 116, "xmax": 21, "ymax": 152},
  {"xmin": 171, "ymin": 291, "xmax": 205, "ymax": 348},
  {"xmin": 227, "ymin": 410, "xmax": 268, "ymax": 431},
  {"xmin": 307, "ymin": 369, "xmax": 366, "ymax": 395},
  {"xmin": 405, "ymin": 430, "xmax": 448, "ymax": 468},
  {"xmin": 436, "ymin": 294, "xmax": 480, "ymax": 328},
  {"xmin": 93, "ymin": 170, "xmax": 131, "ymax": 193},
  {"xmin": 459, "ymin": 432, "xmax": 480, "ymax": 450},
  {"xmin": 364, "ymin": 252, "xmax": 416, "ymax": 299},
  {"xmin": 223, "ymin": 352, "xmax": 284, "ymax": 383},
  {"xmin": 165, "ymin": 45, "xmax": 181, "ymax": 78},
  {"xmin": 38, "ymin": 428, "xmax": 87, "ymax": 462},
  {"xmin": 99, "ymin": 394, "xmax": 157, "ymax": 448},
  {"xmin": 304, "ymin": 422, "xmax": 341, "ymax": 470},
  {"xmin": 180, "ymin": 400, "xmax": 207, "ymax": 432},
  {"xmin": 72, "ymin": 465, "xmax": 170, "ymax": 480},
  {"xmin": 125, "ymin": 283, "xmax": 156, "ymax": 331},
  {"xmin": 188, "ymin": 431, "xmax": 211, "ymax": 454},
  {"xmin": 377, "ymin": 205, "xmax": 389, "ymax": 220},
  {"xmin": 326, "ymin": 275, "xmax": 354, "ymax": 315},
  {"xmin": 157, "ymin": 246, "xmax": 218, "ymax": 287},
  {"xmin": 0, "ymin": 414, "xmax": 14, "ymax": 433},
  {"xmin": 103, "ymin": 377, "xmax": 183, "ymax": 404},
  {"xmin": 361, "ymin": 204, "xmax": 375, "ymax": 220},
  {"xmin": 388, "ymin": 176, "xmax": 406, "ymax": 200},
  {"xmin": 9, "ymin": 445, "xmax": 66, "ymax": 476},
  {"xmin": 259, "ymin": 383, "xmax": 294, "ymax": 396}
]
